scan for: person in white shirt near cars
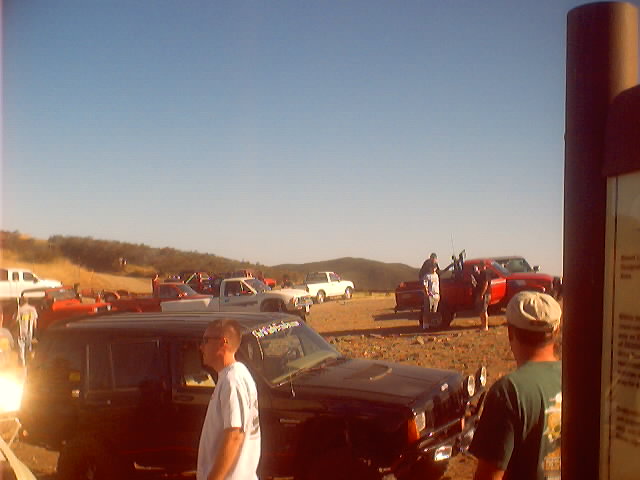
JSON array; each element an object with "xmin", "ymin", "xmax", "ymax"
[
  {"xmin": 421, "ymin": 264, "xmax": 440, "ymax": 329},
  {"xmin": 197, "ymin": 319, "xmax": 261, "ymax": 480},
  {"xmin": 14, "ymin": 297, "xmax": 38, "ymax": 366}
]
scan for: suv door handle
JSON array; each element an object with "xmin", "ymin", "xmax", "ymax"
[{"xmin": 279, "ymin": 418, "xmax": 301, "ymax": 425}]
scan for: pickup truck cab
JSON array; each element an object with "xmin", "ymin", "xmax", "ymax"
[
  {"xmin": 301, "ymin": 272, "xmax": 355, "ymax": 304},
  {"xmin": 105, "ymin": 283, "xmax": 211, "ymax": 313},
  {"xmin": 161, "ymin": 277, "xmax": 313, "ymax": 319},
  {"xmin": 492, "ymin": 256, "xmax": 562, "ymax": 299},
  {"xmin": 0, "ymin": 268, "xmax": 62, "ymax": 301},
  {"xmin": 20, "ymin": 286, "xmax": 112, "ymax": 331}
]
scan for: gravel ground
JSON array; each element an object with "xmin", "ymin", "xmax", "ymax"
[{"xmin": 8, "ymin": 294, "xmax": 525, "ymax": 479}]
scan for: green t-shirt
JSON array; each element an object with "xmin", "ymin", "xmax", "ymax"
[{"xmin": 469, "ymin": 361, "xmax": 562, "ymax": 480}]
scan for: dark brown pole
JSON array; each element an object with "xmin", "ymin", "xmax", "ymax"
[{"xmin": 564, "ymin": 2, "xmax": 638, "ymax": 479}]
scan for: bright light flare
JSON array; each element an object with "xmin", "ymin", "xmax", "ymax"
[{"xmin": 0, "ymin": 375, "xmax": 24, "ymax": 413}]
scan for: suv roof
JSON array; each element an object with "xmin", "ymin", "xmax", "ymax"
[{"xmin": 50, "ymin": 311, "xmax": 290, "ymax": 335}]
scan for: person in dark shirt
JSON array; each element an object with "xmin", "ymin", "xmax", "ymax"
[
  {"xmin": 419, "ymin": 252, "xmax": 440, "ymax": 281},
  {"xmin": 473, "ymin": 263, "xmax": 491, "ymax": 331}
]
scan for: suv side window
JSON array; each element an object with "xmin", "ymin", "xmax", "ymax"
[
  {"xmin": 111, "ymin": 341, "xmax": 161, "ymax": 389},
  {"xmin": 175, "ymin": 340, "xmax": 215, "ymax": 389},
  {"xmin": 87, "ymin": 343, "xmax": 112, "ymax": 391},
  {"xmin": 0, "ymin": 269, "xmax": 7, "ymax": 281},
  {"xmin": 35, "ymin": 336, "xmax": 85, "ymax": 389},
  {"xmin": 23, "ymin": 272, "xmax": 35, "ymax": 282},
  {"xmin": 329, "ymin": 273, "xmax": 339, "ymax": 282}
]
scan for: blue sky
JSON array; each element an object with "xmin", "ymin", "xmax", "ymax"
[{"xmin": 3, "ymin": 1, "xmax": 636, "ymax": 276}]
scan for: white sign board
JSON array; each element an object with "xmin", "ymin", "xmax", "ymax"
[{"xmin": 600, "ymin": 171, "xmax": 640, "ymax": 480}]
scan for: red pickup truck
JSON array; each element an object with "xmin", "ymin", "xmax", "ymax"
[
  {"xmin": 104, "ymin": 283, "xmax": 211, "ymax": 313},
  {"xmin": 394, "ymin": 257, "xmax": 557, "ymax": 328},
  {"xmin": 20, "ymin": 286, "xmax": 112, "ymax": 331}
]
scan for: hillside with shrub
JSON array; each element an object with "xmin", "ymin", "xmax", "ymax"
[{"xmin": 1, "ymin": 231, "xmax": 419, "ymax": 291}]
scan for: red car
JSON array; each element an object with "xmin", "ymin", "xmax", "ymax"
[
  {"xmin": 21, "ymin": 286, "xmax": 112, "ymax": 331},
  {"xmin": 105, "ymin": 282, "xmax": 211, "ymax": 312},
  {"xmin": 394, "ymin": 257, "xmax": 556, "ymax": 328}
]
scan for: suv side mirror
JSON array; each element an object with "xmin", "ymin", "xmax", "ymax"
[{"xmin": 533, "ymin": 265, "xmax": 540, "ymax": 272}]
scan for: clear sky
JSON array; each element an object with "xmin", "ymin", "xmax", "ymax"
[{"xmin": 3, "ymin": 1, "xmax": 637, "ymax": 276}]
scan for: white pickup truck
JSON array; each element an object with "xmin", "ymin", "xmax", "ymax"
[
  {"xmin": 301, "ymin": 271, "xmax": 355, "ymax": 304},
  {"xmin": 0, "ymin": 268, "xmax": 62, "ymax": 301},
  {"xmin": 161, "ymin": 277, "xmax": 313, "ymax": 319}
]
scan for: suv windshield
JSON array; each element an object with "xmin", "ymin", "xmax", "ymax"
[{"xmin": 241, "ymin": 319, "xmax": 342, "ymax": 386}]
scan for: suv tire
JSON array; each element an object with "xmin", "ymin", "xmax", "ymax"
[
  {"xmin": 57, "ymin": 436, "xmax": 134, "ymax": 480},
  {"xmin": 343, "ymin": 287, "xmax": 353, "ymax": 300},
  {"xmin": 303, "ymin": 448, "xmax": 379, "ymax": 480},
  {"xmin": 397, "ymin": 457, "xmax": 447, "ymax": 480},
  {"xmin": 315, "ymin": 290, "xmax": 326, "ymax": 304}
]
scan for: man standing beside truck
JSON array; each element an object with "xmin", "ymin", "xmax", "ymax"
[
  {"xmin": 420, "ymin": 264, "xmax": 440, "ymax": 330},
  {"xmin": 14, "ymin": 297, "xmax": 38, "ymax": 366},
  {"xmin": 418, "ymin": 252, "xmax": 440, "ymax": 280},
  {"xmin": 473, "ymin": 263, "xmax": 491, "ymax": 331}
]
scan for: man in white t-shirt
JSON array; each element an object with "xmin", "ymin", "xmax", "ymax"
[
  {"xmin": 421, "ymin": 264, "xmax": 440, "ymax": 330},
  {"xmin": 197, "ymin": 319, "xmax": 261, "ymax": 480},
  {"xmin": 14, "ymin": 297, "xmax": 38, "ymax": 365}
]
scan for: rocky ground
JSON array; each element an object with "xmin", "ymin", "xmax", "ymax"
[{"xmin": 7, "ymin": 294, "xmax": 531, "ymax": 479}]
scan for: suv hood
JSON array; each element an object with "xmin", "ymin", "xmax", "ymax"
[{"xmin": 290, "ymin": 358, "xmax": 459, "ymax": 406}]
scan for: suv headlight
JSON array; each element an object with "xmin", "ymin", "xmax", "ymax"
[
  {"xmin": 464, "ymin": 375, "xmax": 476, "ymax": 397},
  {"xmin": 408, "ymin": 411, "xmax": 426, "ymax": 443}
]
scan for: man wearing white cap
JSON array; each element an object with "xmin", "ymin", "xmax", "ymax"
[{"xmin": 470, "ymin": 291, "xmax": 562, "ymax": 480}]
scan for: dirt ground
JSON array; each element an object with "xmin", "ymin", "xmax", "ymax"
[{"xmin": 9, "ymin": 294, "xmax": 522, "ymax": 479}]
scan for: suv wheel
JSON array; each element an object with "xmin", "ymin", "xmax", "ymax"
[
  {"xmin": 57, "ymin": 436, "xmax": 133, "ymax": 480},
  {"xmin": 303, "ymin": 448, "xmax": 379, "ymax": 480},
  {"xmin": 343, "ymin": 287, "xmax": 353, "ymax": 300},
  {"xmin": 397, "ymin": 457, "xmax": 447, "ymax": 480},
  {"xmin": 315, "ymin": 291, "xmax": 326, "ymax": 304}
]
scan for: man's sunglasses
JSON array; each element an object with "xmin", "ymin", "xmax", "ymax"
[{"xmin": 201, "ymin": 335, "xmax": 224, "ymax": 346}]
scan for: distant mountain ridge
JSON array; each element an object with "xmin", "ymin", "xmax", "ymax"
[
  {"xmin": 274, "ymin": 257, "xmax": 419, "ymax": 291},
  {"xmin": 1, "ymin": 231, "xmax": 418, "ymax": 291}
]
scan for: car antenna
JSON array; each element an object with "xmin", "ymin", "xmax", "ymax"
[{"xmin": 450, "ymin": 234, "xmax": 456, "ymax": 262}]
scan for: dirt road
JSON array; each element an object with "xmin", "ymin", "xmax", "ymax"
[{"xmin": 11, "ymin": 294, "xmax": 517, "ymax": 479}]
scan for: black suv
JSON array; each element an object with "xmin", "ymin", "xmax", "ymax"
[{"xmin": 19, "ymin": 312, "xmax": 486, "ymax": 480}]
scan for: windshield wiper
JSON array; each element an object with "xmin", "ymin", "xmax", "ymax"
[{"xmin": 300, "ymin": 356, "xmax": 344, "ymax": 375}]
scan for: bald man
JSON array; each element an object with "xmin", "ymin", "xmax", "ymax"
[{"xmin": 197, "ymin": 319, "xmax": 261, "ymax": 480}]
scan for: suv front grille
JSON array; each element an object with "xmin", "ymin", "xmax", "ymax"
[{"xmin": 426, "ymin": 384, "xmax": 464, "ymax": 434}]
